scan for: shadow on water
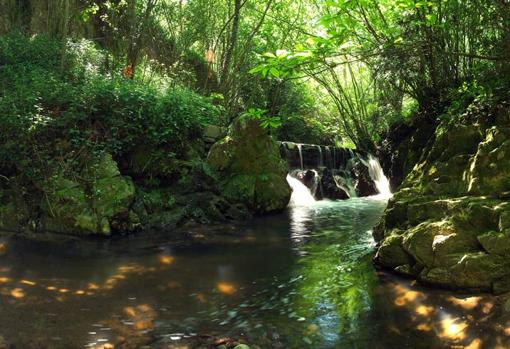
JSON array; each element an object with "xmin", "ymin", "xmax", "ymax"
[{"xmin": 0, "ymin": 198, "xmax": 509, "ymax": 348}]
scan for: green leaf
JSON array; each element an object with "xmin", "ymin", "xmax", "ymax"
[{"xmin": 269, "ymin": 67, "xmax": 280, "ymax": 78}]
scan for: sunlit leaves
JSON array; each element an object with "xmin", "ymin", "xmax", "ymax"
[{"xmin": 241, "ymin": 108, "xmax": 282, "ymax": 130}]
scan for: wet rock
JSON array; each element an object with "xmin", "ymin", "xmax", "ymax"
[
  {"xmin": 394, "ymin": 263, "xmax": 423, "ymax": 277},
  {"xmin": 295, "ymin": 170, "xmax": 316, "ymax": 190},
  {"xmin": 402, "ymin": 221, "xmax": 454, "ymax": 267},
  {"xmin": 374, "ymin": 233, "xmax": 409, "ymax": 268},
  {"xmin": 407, "ymin": 200, "xmax": 448, "ymax": 225},
  {"xmin": 450, "ymin": 252, "xmax": 510, "ymax": 290},
  {"xmin": 467, "ymin": 127, "xmax": 510, "ymax": 195},
  {"xmin": 419, "ymin": 267, "xmax": 453, "ymax": 287},
  {"xmin": 351, "ymin": 160, "xmax": 377, "ymax": 197},
  {"xmin": 493, "ymin": 275, "xmax": 510, "ymax": 295},
  {"xmin": 208, "ymin": 116, "xmax": 291, "ymax": 214},
  {"xmin": 376, "ymin": 114, "xmax": 438, "ymax": 192},
  {"xmin": 320, "ymin": 169, "xmax": 349, "ymax": 200},
  {"xmin": 375, "ymin": 102, "xmax": 510, "ymax": 293},
  {"xmin": 499, "ymin": 210, "xmax": 510, "ymax": 231}
]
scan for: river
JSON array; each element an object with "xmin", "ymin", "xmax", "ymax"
[{"xmin": 0, "ymin": 197, "xmax": 506, "ymax": 348}]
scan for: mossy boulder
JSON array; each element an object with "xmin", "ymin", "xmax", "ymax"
[
  {"xmin": 467, "ymin": 127, "xmax": 510, "ymax": 195},
  {"xmin": 374, "ymin": 233, "xmax": 410, "ymax": 268},
  {"xmin": 450, "ymin": 252, "xmax": 510, "ymax": 291},
  {"xmin": 375, "ymin": 103, "xmax": 510, "ymax": 293},
  {"xmin": 208, "ymin": 116, "xmax": 291, "ymax": 213},
  {"xmin": 478, "ymin": 231, "xmax": 510, "ymax": 255},
  {"xmin": 41, "ymin": 154, "xmax": 138, "ymax": 235}
]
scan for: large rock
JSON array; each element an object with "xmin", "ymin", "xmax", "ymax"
[
  {"xmin": 374, "ymin": 100, "xmax": 510, "ymax": 293},
  {"xmin": 208, "ymin": 116, "xmax": 291, "ymax": 213},
  {"xmin": 41, "ymin": 154, "xmax": 139, "ymax": 235}
]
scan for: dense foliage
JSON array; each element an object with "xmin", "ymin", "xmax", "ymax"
[
  {"xmin": 0, "ymin": 33, "xmax": 222, "ymax": 185},
  {"xmin": 253, "ymin": 0, "xmax": 510, "ymax": 148},
  {"xmin": 0, "ymin": 0, "xmax": 508, "ymax": 150}
]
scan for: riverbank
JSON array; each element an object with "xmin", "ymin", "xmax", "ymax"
[{"xmin": 374, "ymin": 93, "xmax": 510, "ymax": 294}]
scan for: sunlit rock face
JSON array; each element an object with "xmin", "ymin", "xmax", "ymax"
[
  {"xmin": 208, "ymin": 116, "xmax": 291, "ymax": 214},
  {"xmin": 374, "ymin": 101, "xmax": 510, "ymax": 293}
]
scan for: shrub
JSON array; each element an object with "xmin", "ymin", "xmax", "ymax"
[{"xmin": 0, "ymin": 32, "xmax": 223, "ymax": 186}]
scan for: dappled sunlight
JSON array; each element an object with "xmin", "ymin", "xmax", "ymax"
[
  {"xmin": 217, "ymin": 281, "xmax": 237, "ymax": 295},
  {"xmin": 438, "ymin": 316, "xmax": 468, "ymax": 341},
  {"xmin": 465, "ymin": 338, "xmax": 483, "ymax": 349},
  {"xmin": 391, "ymin": 283, "xmax": 426, "ymax": 307},
  {"xmin": 159, "ymin": 254, "xmax": 175, "ymax": 266},
  {"xmin": 415, "ymin": 305, "xmax": 434, "ymax": 316},
  {"xmin": 0, "ymin": 199, "xmax": 508, "ymax": 348},
  {"xmin": 447, "ymin": 296, "xmax": 481, "ymax": 310},
  {"xmin": 0, "ymin": 262, "xmax": 157, "ymax": 303},
  {"xmin": 122, "ymin": 304, "xmax": 157, "ymax": 331},
  {"xmin": 9, "ymin": 288, "xmax": 25, "ymax": 299},
  {"xmin": 20, "ymin": 279, "xmax": 36, "ymax": 286},
  {"xmin": 379, "ymin": 277, "xmax": 510, "ymax": 348}
]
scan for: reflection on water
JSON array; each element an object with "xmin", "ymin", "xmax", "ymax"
[{"xmin": 0, "ymin": 198, "xmax": 509, "ymax": 348}]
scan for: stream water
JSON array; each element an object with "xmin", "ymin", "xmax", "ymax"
[{"xmin": 0, "ymin": 197, "xmax": 507, "ymax": 348}]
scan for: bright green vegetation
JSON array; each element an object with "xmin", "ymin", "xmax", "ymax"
[
  {"xmin": 1, "ymin": 0, "xmax": 508, "ymax": 149},
  {"xmin": 1, "ymin": 1, "xmax": 510, "ymax": 348},
  {"xmin": 252, "ymin": 0, "xmax": 509, "ymax": 148},
  {"xmin": 0, "ymin": 32, "xmax": 222, "ymax": 184}
]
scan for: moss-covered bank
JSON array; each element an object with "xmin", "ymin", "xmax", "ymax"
[
  {"xmin": 374, "ymin": 97, "xmax": 510, "ymax": 293},
  {"xmin": 0, "ymin": 115, "xmax": 292, "ymax": 238}
]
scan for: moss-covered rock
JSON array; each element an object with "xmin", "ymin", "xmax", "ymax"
[
  {"xmin": 208, "ymin": 116, "xmax": 291, "ymax": 214},
  {"xmin": 478, "ymin": 231, "xmax": 510, "ymax": 255},
  {"xmin": 374, "ymin": 102, "xmax": 510, "ymax": 293},
  {"xmin": 374, "ymin": 233, "xmax": 410, "ymax": 268},
  {"xmin": 41, "ymin": 154, "xmax": 138, "ymax": 235}
]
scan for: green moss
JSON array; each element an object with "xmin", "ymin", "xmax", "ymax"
[
  {"xmin": 40, "ymin": 153, "xmax": 137, "ymax": 235},
  {"xmin": 208, "ymin": 117, "xmax": 291, "ymax": 214}
]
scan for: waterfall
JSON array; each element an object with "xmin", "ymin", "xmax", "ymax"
[
  {"xmin": 317, "ymin": 145, "xmax": 323, "ymax": 168},
  {"xmin": 287, "ymin": 174, "xmax": 316, "ymax": 206},
  {"xmin": 367, "ymin": 155, "xmax": 392, "ymax": 198},
  {"xmin": 278, "ymin": 141, "xmax": 393, "ymax": 202},
  {"xmin": 297, "ymin": 143, "xmax": 304, "ymax": 170}
]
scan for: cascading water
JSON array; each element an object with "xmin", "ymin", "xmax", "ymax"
[
  {"xmin": 278, "ymin": 141, "xmax": 392, "ymax": 204},
  {"xmin": 317, "ymin": 145, "xmax": 323, "ymax": 168},
  {"xmin": 286, "ymin": 174, "xmax": 316, "ymax": 206},
  {"xmin": 367, "ymin": 155, "xmax": 392, "ymax": 198},
  {"xmin": 297, "ymin": 143, "xmax": 304, "ymax": 170}
]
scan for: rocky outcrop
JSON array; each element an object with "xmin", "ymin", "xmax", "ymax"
[
  {"xmin": 374, "ymin": 99, "xmax": 510, "ymax": 293},
  {"xmin": 40, "ymin": 154, "xmax": 139, "ymax": 235},
  {"xmin": 208, "ymin": 116, "xmax": 291, "ymax": 214},
  {"xmin": 377, "ymin": 114, "xmax": 438, "ymax": 192}
]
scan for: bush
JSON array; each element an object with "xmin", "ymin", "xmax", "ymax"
[{"xmin": 0, "ymin": 32, "xmax": 223, "ymax": 185}]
